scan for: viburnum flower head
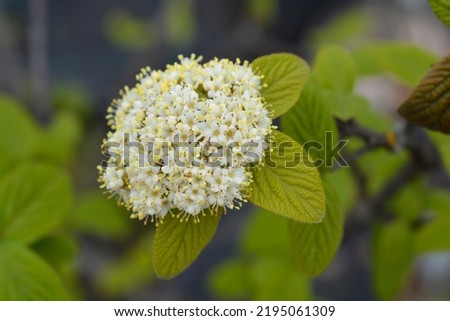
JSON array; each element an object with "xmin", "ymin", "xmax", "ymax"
[{"xmin": 99, "ymin": 54, "xmax": 272, "ymax": 223}]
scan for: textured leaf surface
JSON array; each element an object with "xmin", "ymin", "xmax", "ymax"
[
  {"xmin": 429, "ymin": 0, "xmax": 450, "ymax": 28},
  {"xmin": 0, "ymin": 243, "xmax": 67, "ymax": 300},
  {"xmin": 288, "ymin": 175, "xmax": 344, "ymax": 277},
  {"xmin": 397, "ymin": 55, "xmax": 450, "ymax": 134},
  {"xmin": 373, "ymin": 221, "xmax": 413, "ymax": 300},
  {"xmin": 0, "ymin": 163, "xmax": 72, "ymax": 244},
  {"xmin": 249, "ymin": 130, "xmax": 325, "ymax": 223},
  {"xmin": 153, "ymin": 208, "xmax": 221, "ymax": 279},
  {"xmin": 314, "ymin": 45, "xmax": 356, "ymax": 92},
  {"xmin": 282, "ymin": 83, "xmax": 338, "ymax": 168},
  {"xmin": 252, "ymin": 53, "xmax": 309, "ymax": 118}
]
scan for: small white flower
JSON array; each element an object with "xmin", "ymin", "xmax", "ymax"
[{"xmin": 99, "ymin": 55, "xmax": 272, "ymax": 222}]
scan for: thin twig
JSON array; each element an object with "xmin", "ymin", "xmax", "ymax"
[
  {"xmin": 339, "ymin": 119, "xmax": 450, "ymax": 233},
  {"xmin": 336, "ymin": 118, "xmax": 390, "ymax": 149},
  {"xmin": 371, "ymin": 161, "xmax": 420, "ymax": 210}
]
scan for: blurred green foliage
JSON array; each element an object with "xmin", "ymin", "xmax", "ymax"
[
  {"xmin": 0, "ymin": 95, "xmax": 76, "ymax": 299},
  {"xmin": 103, "ymin": 9, "xmax": 156, "ymax": 51},
  {"xmin": 0, "ymin": 163, "xmax": 72, "ymax": 244},
  {"xmin": 248, "ymin": 0, "xmax": 279, "ymax": 25},
  {"xmin": 308, "ymin": 9, "xmax": 372, "ymax": 48},
  {"xmin": 0, "ymin": 87, "xmax": 156, "ymax": 300},
  {"xmin": 103, "ymin": 1, "xmax": 196, "ymax": 51},
  {"xmin": 0, "ymin": 95, "xmax": 40, "ymax": 162},
  {"xmin": 166, "ymin": 0, "xmax": 196, "ymax": 46},
  {"xmin": 210, "ymin": 5, "xmax": 450, "ymax": 301},
  {"xmin": 69, "ymin": 191, "xmax": 132, "ymax": 240},
  {"xmin": 353, "ymin": 43, "xmax": 438, "ymax": 87},
  {"xmin": 96, "ymin": 234, "xmax": 154, "ymax": 297},
  {"xmin": 209, "ymin": 209, "xmax": 312, "ymax": 300},
  {"xmin": 309, "ymin": 45, "xmax": 369, "ymax": 120},
  {"xmin": 1, "ymin": 2, "xmax": 450, "ymax": 301},
  {"xmin": 282, "ymin": 82, "xmax": 338, "ymax": 167},
  {"xmin": 429, "ymin": 0, "xmax": 450, "ymax": 28},
  {"xmin": 0, "ymin": 243, "xmax": 69, "ymax": 300},
  {"xmin": 373, "ymin": 221, "xmax": 414, "ymax": 300}
]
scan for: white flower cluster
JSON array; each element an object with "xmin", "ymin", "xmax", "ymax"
[{"xmin": 99, "ymin": 54, "xmax": 272, "ymax": 222}]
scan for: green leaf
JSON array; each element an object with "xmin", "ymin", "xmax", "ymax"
[
  {"xmin": 354, "ymin": 42, "xmax": 438, "ymax": 87},
  {"xmin": 397, "ymin": 54, "xmax": 450, "ymax": 134},
  {"xmin": 325, "ymin": 90, "xmax": 369, "ymax": 120},
  {"xmin": 0, "ymin": 158, "xmax": 14, "ymax": 180},
  {"xmin": 248, "ymin": 0, "xmax": 278, "ymax": 25},
  {"xmin": 313, "ymin": 45, "xmax": 356, "ymax": 92},
  {"xmin": 248, "ymin": 130, "xmax": 325, "ymax": 223},
  {"xmin": 97, "ymin": 234, "xmax": 154, "ymax": 297},
  {"xmin": 358, "ymin": 149, "xmax": 409, "ymax": 195},
  {"xmin": 31, "ymin": 234, "xmax": 78, "ymax": 268},
  {"xmin": 252, "ymin": 53, "xmax": 309, "ymax": 118},
  {"xmin": 0, "ymin": 94, "xmax": 40, "ymax": 161},
  {"xmin": 250, "ymin": 257, "xmax": 312, "ymax": 300},
  {"xmin": 387, "ymin": 179, "xmax": 426, "ymax": 222},
  {"xmin": 103, "ymin": 9, "xmax": 156, "ymax": 51},
  {"xmin": 426, "ymin": 189, "xmax": 450, "ymax": 216},
  {"xmin": 166, "ymin": 0, "xmax": 196, "ymax": 46},
  {"xmin": 308, "ymin": 10, "xmax": 371, "ymax": 47},
  {"xmin": 69, "ymin": 190, "xmax": 132, "ymax": 239},
  {"xmin": 208, "ymin": 259, "xmax": 251, "ymax": 299},
  {"xmin": 414, "ymin": 217, "xmax": 450, "ymax": 253},
  {"xmin": 281, "ymin": 83, "xmax": 338, "ymax": 168},
  {"xmin": 209, "ymin": 257, "xmax": 312, "ymax": 300},
  {"xmin": 243, "ymin": 209, "xmax": 290, "ymax": 257},
  {"xmin": 0, "ymin": 243, "xmax": 68, "ymax": 300},
  {"xmin": 373, "ymin": 221, "xmax": 413, "ymax": 300},
  {"xmin": 354, "ymin": 104, "xmax": 393, "ymax": 132},
  {"xmin": 38, "ymin": 112, "xmax": 83, "ymax": 164},
  {"xmin": 288, "ymin": 175, "xmax": 344, "ymax": 277},
  {"xmin": 153, "ymin": 208, "xmax": 222, "ymax": 279},
  {"xmin": 322, "ymin": 168, "xmax": 357, "ymax": 214},
  {"xmin": 429, "ymin": 0, "xmax": 450, "ymax": 28},
  {"xmin": 0, "ymin": 163, "xmax": 72, "ymax": 244},
  {"xmin": 209, "ymin": 208, "xmax": 313, "ymax": 300}
]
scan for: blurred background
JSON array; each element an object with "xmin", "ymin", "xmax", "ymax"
[{"xmin": 0, "ymin": 0, "xmax": 450, "ymax": 300}]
